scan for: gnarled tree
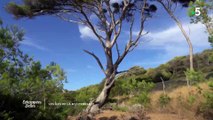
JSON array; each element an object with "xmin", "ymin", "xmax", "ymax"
[{"xmin": 6, "ymin": 0, "xmax": 157, "ymax": 115}]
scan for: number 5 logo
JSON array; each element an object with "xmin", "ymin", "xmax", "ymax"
[{"xmin": 195, "ymin": 7, "xmax": 201, "ymax": 16}]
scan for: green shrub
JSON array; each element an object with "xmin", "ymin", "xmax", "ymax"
[
  {"xmin": 200, "ymin": 81, "xmax": 213, "ymax": 118},
  {"xmin": 0, "ymin": 111, "xmax": 13, "ymax": 120},
  {"xmin": 185, "ymin": 69, "xmax": 205, "ymax": 85},
  {"xmin": 208, "ymin": 81, "xmax": 213, "ymax": 90},
  {"xmin": 200, "ymin": 91, "xmax": 213, "ymax": 118},
  {"xmin": 128, "ymin": 81, "xmax": 155, "ymax": 107},
  {"xmin": 134, "ymin": 92, "xmax": 150, "ymax": 107},
  {"xmin": 209, "ymin": 35, "xmax": 213, "ymax": 47},
  {"xmin": 187, "ymin": 95, "xmax": 196, "ymax": 106},
  {"xmin": 158, "ymin": 94, "xmax": 171, "ymax": 108},
  {"xmin": 203, "ymin": 91, "xmax": 213, "ymax": 109},
  {"xmin": 68, "ymin": 106, "xmax": 86, "ymax": 116},
  {"xmin": 144, "ymin": 64, "xmax": 173, "ymax": 82}
]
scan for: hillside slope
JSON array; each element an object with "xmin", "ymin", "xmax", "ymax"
[
  {"xmin": 68, "ymin": 82, "xmax": 213, "ymax": 120},
  {"xmin": 65, "ymin": 49, "xmax": 213, "ymax": 117}
]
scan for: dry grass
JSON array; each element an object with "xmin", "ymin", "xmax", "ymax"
[
  {"xmin": 150, "ymin": 83, "xmax": 210, "ymax": 120},
  {"xmin": 95, "ymin": 110, "xmax": 126, "ymax": 119},
  {"xmin": 147, "ymin": 113, "xmax": 188, "ymax": 120},
  {"xmin": 67, "ymin": 82, "xmax": 211, "ymax": 120},
  {"xmin": 151, "ymin": 83, "xmax": 209, "ymax": 101}
]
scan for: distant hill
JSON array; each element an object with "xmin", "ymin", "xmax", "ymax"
[
  {"xmin": 119, "ymin": 49, "xmax": 213, "ymax": 82},
  {"xmin": 73, "ymin": 48, "xmax": 212, "ymax": 93},
  {"xmin": 111, "ymin": 49, "xmax": 213, "ymax": 92}
]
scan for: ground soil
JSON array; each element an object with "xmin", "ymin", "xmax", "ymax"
[
  {"xmin": 95, "ymin": 110, "xmax": 191, "ymax": 120},
  {"xmin": 68, "ymin": 110, "xmax": 194, "ymax": 120}
]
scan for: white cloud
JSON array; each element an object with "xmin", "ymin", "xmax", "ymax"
[
  {"xmin": 78, "ymin": 25, "xmax": 97, "ymax": 40},
  {"xmin": 78, "ymin": 16, "xmax": 210, "ymax": 65},
  {"xmin": 146, "ymin": 23, "xmax": 208, "ymax": 46},
  {"xmin": 138, "ymin": 23, "xmax": 210, "ymax": 60},
  {"xmin": 21, "ymin": 38, "xmax": 49, "ymax": 51},
  {"xmin": 78, "ymin": 25, "xmax": 106, "ymax": 41}
]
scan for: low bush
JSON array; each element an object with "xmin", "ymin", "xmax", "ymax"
[
  {"xmin": 187, "ymin": 95, "xmax": 196, "ymax": 106},
  {"xmin": 133, "ymin": 92, "xmax": 151, "ymax": 107},
  {"xmin": 199, "ymin": 82, "xmax": 213, "ymax": 119},
  {"xmin": 208, "ymin": 81, "xmax": 213, "ymax": 90},
  {"xmin": 185, "ymin": 69, "xmax": 205, "ymax": 85},
  {"xmin": 158, "ymin": 94, "xmax": 171, "ymax": 108}
]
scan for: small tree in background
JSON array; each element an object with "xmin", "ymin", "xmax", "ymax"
[
  {"xmin": 156, "ymin": 0, "xmax": 199, "ymax": 86},
  {"xmin": 188, "ymin": 0, "xmax": 213, "ymax": 47},
  {"xmin": 158, "ymin": 94, "xmax": 171, "ymax": 108},
  {"xmin": 185, "ymin": 69, "xmax": 205, "ymax": 85},
  {"xmin": 6, "ymin": 0, "xmax": 157, "ymax": 115}
]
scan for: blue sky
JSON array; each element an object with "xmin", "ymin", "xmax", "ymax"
[{"xmin": 0, "ymin": 0, "xmax": 211, "ymax": 90}]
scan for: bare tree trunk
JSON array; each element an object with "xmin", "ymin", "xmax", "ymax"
[
  {"xmin": 158, "ymin": 1, "xmax": 194, "ymax": 87},
  {"xmin": 173, "ymin": 18, "xmax": 194, "ymax": 71},
  {"xmin": 163, "ymin": 4, "xmax": 194, "ymax": 71},
  {"xmin": 169, "ymin": 13, "xmax": 194, "ymax": 87},
  {"xmin": 171, "ymin": 15, "xmax": 194, "ymax": 87},
  {"xmin": 160, "ymin": 77, "xmax": 166, "ymax": 95},
  {"xmin": 85, "ymin": 72, "xmax": 116, "ymax": 115},
  {"xmin": 85, "ymin": 84, "xmax": 111, "ymax": 114}
]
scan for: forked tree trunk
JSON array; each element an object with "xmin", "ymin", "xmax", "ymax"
[
  {"xmin": 85, "ymin": 85, "xmax": 111, "ymax": 114},
  {"xmin": 85, "ymin": 73, "xmax": 115, "ymax": 115}
]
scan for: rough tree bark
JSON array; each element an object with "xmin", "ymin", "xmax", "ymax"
[{"xmin": 85, "ymin": 73, "xmax": 115, "ymax": 114}]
